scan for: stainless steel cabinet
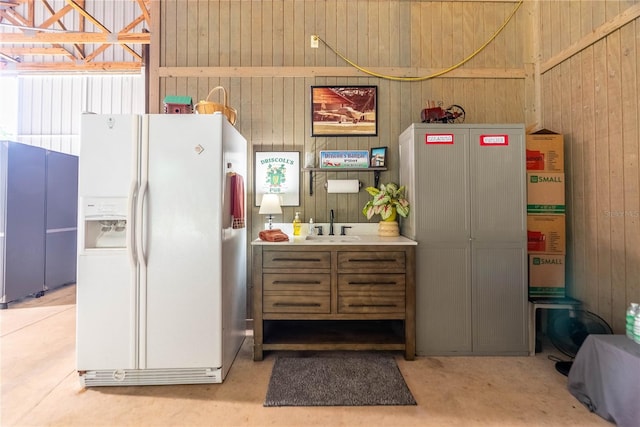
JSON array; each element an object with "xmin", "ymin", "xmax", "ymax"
[{"xmin": 399, "ymin": 124, "xmax": 528, "ymax": 355}]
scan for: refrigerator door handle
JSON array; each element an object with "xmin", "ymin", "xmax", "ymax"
[
  {"xmin": 128, "ymin": 181, "xmax": 138, "ymax": 267},
  {"xmin": 135, "ymin": 180, "xmax": 148, "ymax": 267}
]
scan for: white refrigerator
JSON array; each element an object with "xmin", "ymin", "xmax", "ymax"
[{"xmin": 76, "ymin": 113, "xmax": 247, "ymax": 386}]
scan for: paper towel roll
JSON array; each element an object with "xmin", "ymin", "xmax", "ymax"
[{"xmin": 326, "ymin": 179, "xmax": 360, "ymax": 193}]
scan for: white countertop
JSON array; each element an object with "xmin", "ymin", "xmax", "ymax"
[
  {"xmin": 252, "ymin": 234, "xmax": 417, "ymax": 246},
  {"xmin": 252, "ymin": 222, "xmax": 417, "ymax": 245}
]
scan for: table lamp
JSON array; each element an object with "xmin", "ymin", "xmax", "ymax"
[{"xmin": 259, "ymin": 193, "xmax": 282, "ymax": 230}]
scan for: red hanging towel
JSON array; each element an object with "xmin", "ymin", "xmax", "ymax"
[{"xmin": 231, "ymin": 173, "xmax": 245, "ymax": 229}]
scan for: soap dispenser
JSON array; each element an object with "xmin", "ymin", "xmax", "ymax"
[
  {"xmin": 293, "ymin": 212, "xmax": 302, "ymax": 236},
  {"xmin": 308, "ymin": 218, "xmax": 315, "ymax": 236}
]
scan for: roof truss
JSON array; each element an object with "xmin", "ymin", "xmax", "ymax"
[{"xmin": 0, "ymin": 0, "xmax": 151, "ymax": 72}]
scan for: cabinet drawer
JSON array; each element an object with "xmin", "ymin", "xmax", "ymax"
[
  {"xmin": 338, "ymin": 274, "xmax": 405, "ymax": 292},
  {"xmin": 263, "ymin": 251, "xmax": 331, "ymax": 269},
  {"xmin": 337, "ymin": 251, "xmax": 405, "ymax": 270},
  {"xmin": 264, "ymin": 294, "xmax": 330, "ymax": 314},
  {"xmin": 264, "ymin": 273, "xmax": 330, "ymax": 292},
  {"xmin": 338, "ymin": 294, "xmax": 405, "ymax": 314}
]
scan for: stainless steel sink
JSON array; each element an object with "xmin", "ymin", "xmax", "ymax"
[{"xmin": 304, "ymin": 235, "xmax": 361, "ymax": 242}]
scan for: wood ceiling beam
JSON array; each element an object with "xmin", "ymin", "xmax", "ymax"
[
  {"xmin": 76, "ymin": 0, "xmax": 84, "ymax": 33},
  {"xmin": 82, "ymin": 43, "xmax": 109, "ymax": 63},
  {"xmin": 0, "ymin": 32, "xmax": 150, "ymax": 44},
  {"xmin": 39, "ymin": 1, "xmax": 83, "ymax": 59},
  {"xmin": 122, "ymin": 13, "xmax": 145, "ymax": 34},
  {"xmin": 159, "ymin": 66, "xmax": 526, "ymax": 80},
  {"xmin": 0, "ymin": 0, "xmax": 148, "ymax": 71},
  {"xmin": 115, "ymin": 14, "xmax": 146, "ymax": 61},
  {"xmin": 26, "ymin": 0, "xmax": 33, "ymax": 26},
  {"xmin": 1, "ymin": 46, "xmax": 69, "ymax": 55},
  {"xmin": 0, "ymin": 0, "xmax": 32, "ymax": 26},
  {"xmin": 65, "ymin": 0, "xmax": 140, "ymax": 60},
  {"xmin": 0, "ymin": 60, "xmax": 141, "ymax": 71},
  {"xmin": 65, "ymin": 0, "xmax": 106, "ymax": 32},
  {"xmin": 135, "ymin": 0, "xmax": 150, "ymax": 26},
  {"xmin": 0, "ymin": 9, "xmax": 28, "ymax": 26},
  {"xmin": 39, "ymin": 3, "xmax": 73, "ymax": 30},
  {"xmin": 541, "ymin": 2, "xmax": 640, "ymax": 73}
]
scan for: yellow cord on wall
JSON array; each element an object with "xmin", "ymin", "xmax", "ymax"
[{"xmin": 314, "ymin": 0, "xmax": 524, "ymax": 82}]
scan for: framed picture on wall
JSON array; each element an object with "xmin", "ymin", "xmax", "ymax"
[
  {"xmin": 254, "ymin": 151, "xmax": 300, "ymax": 206},
  {"xmin": 370, "ymin": 146, "xmax": 387, "ymax": 167},
  {"xmin": 310, "ymin": 85, "xmax": 378, "ymax": 137}
]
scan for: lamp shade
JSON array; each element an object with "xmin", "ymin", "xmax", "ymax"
[{"xmin": 259, "ymin": 193, "xmax": 282, "ymax": 215}]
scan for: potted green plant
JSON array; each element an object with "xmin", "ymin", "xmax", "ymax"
[{"xmin": 362, "ymin": 182, "xmax": 410, "ymax": 226}]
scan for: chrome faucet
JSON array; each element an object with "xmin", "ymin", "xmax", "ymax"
[{"xmin": 329, "ymin": 209, "xmax": 335, "ymax": 235}]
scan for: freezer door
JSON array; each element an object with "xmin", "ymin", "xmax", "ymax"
[
  {"xmin": 76, "ymin": 253, "xmax": 137, "ymax": 370},
  {"xmin": 76, "ymin": 114, "xmax": 139, "ymax": 370},
  {"xmin": 142, "ymin": 115, "xmax": 224, "ymax": 369},
  {"xmin": 79, "ymin": 115, "xmax": 138, "ymax": 198}
]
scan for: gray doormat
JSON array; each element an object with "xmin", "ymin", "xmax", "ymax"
[{"xmin": 264, "ymin": 354, "xmax": 417, "ymax": 407}]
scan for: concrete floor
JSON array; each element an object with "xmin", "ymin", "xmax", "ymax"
[{"xmin": 1, "ymin": 284, "xmax": 610, "ymax": 427}]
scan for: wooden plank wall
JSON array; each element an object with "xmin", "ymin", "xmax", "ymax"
[
  {"xmin": 153, "ymin": 0, "xmax": 531, "ymax": 320},
  {"xmin": 155, "ymin": 0, "xmax": 526, "ymax": 232},
  {"xmin": 539, "ymin": 0, "xmax": 640, "ymax": 332},
  {"xmin": 153, "ymin": 1, "xmax": 640, "ymax": 331}
]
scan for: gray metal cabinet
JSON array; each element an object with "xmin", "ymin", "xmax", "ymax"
[
  {"xmin": 399, "ymin": 124, "xmax": 528, "ymax": 356},
  {"xmin": 45, "ymin": 151, "xmax": 78, "ymax": 290},
  {"xmin": 0, "ymin": 141, "xmax": 78, "ymax": 308},
  {"xmin": 1, "ymin": 142, "xmax": 47, "ymax": 306}
]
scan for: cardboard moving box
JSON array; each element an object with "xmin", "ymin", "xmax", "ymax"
[
  {"xmin": 527, "ymin": 172, "xmax": 565, "ymax": 214},
  {"xmin": 526, "ymin": 129, "xmax": 564, "ymax": 172},
  {"xmin": 527, "ymin": 214, "xmax": 566, "ymax": 254},
  {"xmin": 529, "ymin": 254, "xmax": 565, "ymax": 298}
]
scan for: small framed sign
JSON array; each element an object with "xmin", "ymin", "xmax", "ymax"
[
  {"xmin": 319, "ymin": 150, "xmax": 369, "ymax": 168},
  {"xmin": 254, "ymin": 151, "xmax": 300, "ymax": 206},
  {"xmin": 370, "ymin": 146, "xmax": 387, "ymax": 167}
]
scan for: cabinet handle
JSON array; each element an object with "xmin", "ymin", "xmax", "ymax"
[
  {"xmin": 272, "ymin": 280, "xmax": 322, "ymax": 285},
  {"xmin": 347, "ymin": 281, "xmax": 397, "ymax": 286},
  {"xmin": 272, "ymin": 258, "xmax": 323, "ymax": 262},
  {"xmin": 347, "ymin": 258, "xmax": 396, "ymax": 263},
  {"xmin": 348, "ymin": 303, "xmax": 397, "ymax": 308},
  {"xmin": 274, "ymin": 302, "xmax": 322, "ymax": 307}
]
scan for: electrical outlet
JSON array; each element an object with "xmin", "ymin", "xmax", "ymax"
[{"xmin": 310, "ymin": 35, "xmax": 319, "ymax": 49}]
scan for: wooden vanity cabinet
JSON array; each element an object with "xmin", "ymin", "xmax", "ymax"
[{"xmin": 252, "ymin": 244, "xmax": 416, "ymax": 361}]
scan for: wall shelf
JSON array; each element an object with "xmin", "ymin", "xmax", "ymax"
[{"xmin": 302, "ymin": 167, "xmax": 387, "ymax": 195}]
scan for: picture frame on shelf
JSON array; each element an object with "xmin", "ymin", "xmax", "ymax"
[
  {"xmin": 310, "ymin": 85, "xmax": 378, "ymax": 137},
  {"xmin": 254, "ymin": 151, "xmax": 300, "ymax": 206},
  {"xmin": 370, "ymin": 146, "xmax": 387, "ymax": 168},
  {"xmin": 319, "ymin": 150, "xmax": 369, "ymax": 169}
]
